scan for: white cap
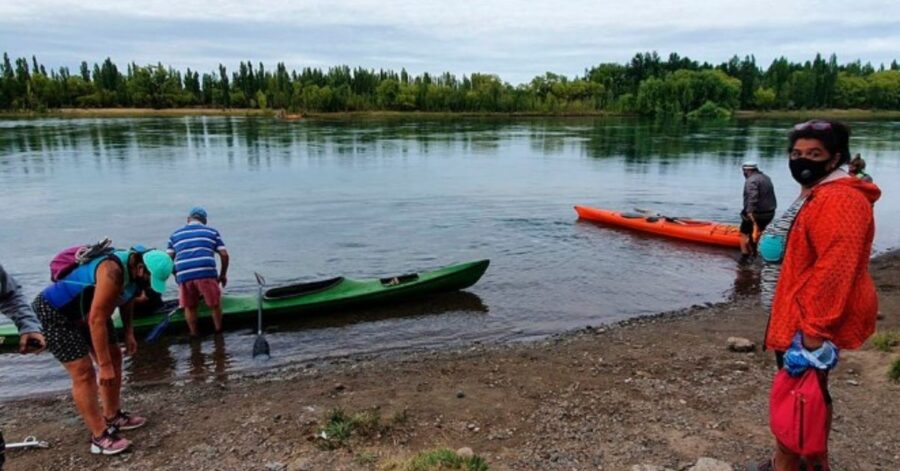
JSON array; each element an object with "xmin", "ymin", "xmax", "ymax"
[{"xmin": 741, "ymin": 161, "xmax": 759, "ymax": 170}]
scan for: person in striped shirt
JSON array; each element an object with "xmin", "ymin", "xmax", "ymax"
[{"xmin": 166, "ymin": 207, "xmax": 230, "ymax": 336}]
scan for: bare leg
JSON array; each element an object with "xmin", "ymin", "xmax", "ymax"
[
  {"xmin": 211, "ymin": 304, "xmax": 223, "ymax": 333},
  {"xmin": 62, "ymin": 357, "xmax": 106, "ymax": 437},
  {"xmin": 740, "ymin": 233, "xmax": 752, "ymax": 257},
  {"xmin": 184, "ymin": 305, "xmax": 200, "ymax": 336},
  {"xmin": 101, "ymin": 343, "xmax": 124, "ymax": 418},
  {"xmin": 773, "ymin": 440, "xmax": 802, "ymax": 470}
]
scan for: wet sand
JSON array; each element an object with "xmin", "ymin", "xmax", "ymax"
[{"xmin": 2, "ymin": 252, "xmax": 899, "ymax": 470}]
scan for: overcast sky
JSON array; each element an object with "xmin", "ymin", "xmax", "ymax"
[{"xmin": 2, "ymin": 0, "xmax": 898, "ymax": 84}]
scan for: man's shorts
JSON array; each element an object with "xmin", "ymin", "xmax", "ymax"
[
  {"xmin": 178, "ymin": 278, "xmax": 222, "ymax": 310},
  {"xmin": 32, "ymin": 295, "xmax": 116, "ymax": 364},
  {"xmin": 740, "ymin": 210, "xmax": 775, "ymax": 235}
]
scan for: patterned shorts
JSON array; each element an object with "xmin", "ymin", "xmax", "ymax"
[{"xmin": 31, "ymin": 295, "xmax": 116, "ymax": 364}]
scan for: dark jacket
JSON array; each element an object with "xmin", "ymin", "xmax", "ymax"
[
  {"xmin": 743, "ymin": 171, "xmax": 777, "ymax": 214},
  {"xmin": 0, "ymin": 263, "xmax": 41, "ymax": 334}
]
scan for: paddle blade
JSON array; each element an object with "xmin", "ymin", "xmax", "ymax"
[
  {"xmin": 144, "ymin": 316, "xmax": 171, "ymax": 344},
  {"xmin": 252, "ymin": 334, "xmax": 270, "ymax": 359}
]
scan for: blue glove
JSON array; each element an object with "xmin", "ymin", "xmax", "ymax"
[{"xmin": 783, "ymin": 332, "xmax": 839, "ymax": 377}]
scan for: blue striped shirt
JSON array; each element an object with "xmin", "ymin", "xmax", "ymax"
[{"xmin": 166, "ymin": 222, "xmax": 226, "ymax": 284}]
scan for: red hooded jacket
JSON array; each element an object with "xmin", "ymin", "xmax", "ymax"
[{"xmin": 766, "ymin": 176, "xmax": 881, "ymax": 351}]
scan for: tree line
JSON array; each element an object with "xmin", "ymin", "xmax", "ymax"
[{"xmin": 1, "ymin": 52, "xmax": 898, "ymax": 116}]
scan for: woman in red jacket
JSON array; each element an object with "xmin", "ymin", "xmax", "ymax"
[{"xmin": 751, "ymin": 120, "xmax": 880, "ymax": 471}]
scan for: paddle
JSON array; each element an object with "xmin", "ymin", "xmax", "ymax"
[
  {"xmin": 144, "ymin": 307, "xmax": 181, "ymax": 344},
  {"xmin": 252, "ymin": 272, "xmax": 270, "ymax": 360}
]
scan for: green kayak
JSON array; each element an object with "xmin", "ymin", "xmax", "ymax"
[{"xmin": 0, "ymin": 259, "xmax": 489, "ymax": 350}]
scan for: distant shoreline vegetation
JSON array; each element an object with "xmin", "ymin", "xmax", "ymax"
[{"xmin": 1, "ymin": 52, "xmax": 898, "ymax": 117}]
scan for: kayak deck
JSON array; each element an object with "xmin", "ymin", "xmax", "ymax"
[
  {"xmin": 0, "ymin": 259, "xmax": 490, "ymax": 348},
  {"xmin": 575, "ymin": 205, "xmax": 741, "ymax": 248}
]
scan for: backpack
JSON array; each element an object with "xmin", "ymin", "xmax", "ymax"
[
  {"xmin": 769, "ymin": 368, "xmax": 829, "ymax": 457},
  {"xmin": 49, "ymin": 238, "xmax": 115, "ymax": 282}
]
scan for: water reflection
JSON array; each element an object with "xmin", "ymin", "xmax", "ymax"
[
  {"xmin": 188, "ymin": 335, "xmax": 229, "ymax": 381},
  {"xmin": 124, "ymin": 291, "xmax": 487, "ymax": 385}
]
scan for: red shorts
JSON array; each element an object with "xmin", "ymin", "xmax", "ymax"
[{"xmin": 179, "ymin": 278, "xmax": 222, "ymax": 309}]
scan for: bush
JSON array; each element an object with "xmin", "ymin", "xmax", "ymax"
[
  {"xmin": 318, "ymin": 407, "xmax": 387, "ymax": 450},
  {"xmin": 871, "ymin": 331, "xmax": 900, "ymax": 352},
  {"xmin": 380, "ymin": 448, "xmax": 489, "ymax": 471},
  {"xmin": 889, "ymin": 358, "xmax": 900, "ymax": 382},
  {"xmin": 686, "ymin": 100, "xmax": 732, "ymax": 120}
]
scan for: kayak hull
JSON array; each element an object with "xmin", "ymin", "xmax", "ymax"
[
  {"xmin": 575, "ymin": 205, "xmax": 741, "ymax": 248},
  {"xmin": 0, "ymin": 259, "xmax": 489, "ymax": 349}
]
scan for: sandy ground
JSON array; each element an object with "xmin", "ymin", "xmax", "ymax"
[{"xmin": 2, "ymin": 252, "xmax": 898, "ymax": 470}]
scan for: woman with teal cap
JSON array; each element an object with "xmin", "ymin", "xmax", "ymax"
[{"xmin": 31, "ymin": 245, "xmax": 173, "ymax": 456}]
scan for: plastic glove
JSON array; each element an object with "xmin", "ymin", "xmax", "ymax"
[{"xmin": 783, "ymin": 332, "xmax": 839, "ymax": 377}]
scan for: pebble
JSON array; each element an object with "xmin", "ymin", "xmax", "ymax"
[
  {"xmin": 726, "ymin": 337, "xmax": 756, "ymax": 353},
  {"xmin": 456, "ymin": 447, "xmax": 474, "ymax": 458},
  {"xmin": 457, "ymin": 390, "xmax": 466, "ymax": 398}
]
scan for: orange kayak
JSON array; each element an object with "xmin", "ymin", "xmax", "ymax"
[{"xmin": 574, "ymin": 205, "xmax": 741, "ymax": 248}]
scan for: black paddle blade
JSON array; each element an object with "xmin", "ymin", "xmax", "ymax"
[{"xmin": 252, "ymin": 334, "xmax": 270, "ymax": 359}]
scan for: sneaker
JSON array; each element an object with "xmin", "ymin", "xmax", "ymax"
[
  {"xmin": 90, "ymin": 427, "xmax": 131, "ymax": 455},
  {"xmin": 107, "ymin": 410, "xmax": 147, "ymax": 431}
]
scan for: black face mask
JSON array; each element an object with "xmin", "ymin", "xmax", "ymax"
[{"xmin": 789, "ymin": 158, "xmax": 832, "ymax": 186}]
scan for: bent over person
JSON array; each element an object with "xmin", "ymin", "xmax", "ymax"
[
  {"xmin": 31, "ymin": 246, "xmax": 172, "ymax": 455},
  {"xmin": 167, "ymin": 207, "xmax": 229, "ymax": 336}
]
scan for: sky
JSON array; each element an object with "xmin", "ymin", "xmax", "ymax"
[{"xmin": 1, "ymin": 0, "xmax": 898, "ymax": 84}]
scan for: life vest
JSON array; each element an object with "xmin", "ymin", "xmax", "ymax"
[{"xmin": 41, "ymin": 250, "xmax": 139, "ymax": 316}]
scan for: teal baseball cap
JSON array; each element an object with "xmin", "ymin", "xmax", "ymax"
[{"xmin": 142, "ymin": 249, "xmax": 174, "ymax": 293}]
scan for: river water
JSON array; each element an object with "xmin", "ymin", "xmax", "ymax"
[{"xmin": 1, "ymin": 116, "xmax": 897, "ymax": 399}]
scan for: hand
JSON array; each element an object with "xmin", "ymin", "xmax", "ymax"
[
  {"xmin": 802, "ymin": 334, "xmax": 825, "ymax": 350},
  {"xmin": 125, "ymin": 332, "xmax": 138, "ymax": 356},
  {"xmin": 218, "ymin": 274, "xmax": 228, "ymax": 288},
  {"xmin": 99, "ymin": 364, "xmax": 116, "ymax": 387},
  {"xmin": 19, "ymin": 332, "xmax": 46, "ymax": 354}
]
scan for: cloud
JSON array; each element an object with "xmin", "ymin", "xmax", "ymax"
[{"xmin": 1, "ymin": 0, "xmax": 897, "ymax": 84}]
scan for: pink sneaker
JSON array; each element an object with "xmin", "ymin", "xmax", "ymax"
[
  {"xmin": 90, "ymin": 428, "xmax": 131, "ymax": 455},
  {"xmin": 107, "ymin": 410, "xmax": 147, "ymax": 431}
]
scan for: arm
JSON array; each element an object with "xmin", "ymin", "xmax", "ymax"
[
  {"xmin": 0, "ymin": 264, "xmax": 45, "ymax": 353},
  {"xmin": 216, "ymin": 231, "xmax": 229, "ymax": 287},
  {"xmin": 795, "ymin": 191, "xmax": 874, "ymax": 346},
  {"xmin": 218, "ymin": 250, "xmax": 230, "ymax": 287},
  {"xmin": 90, "ymin": 260, "xmax": 124, "ymax": 385},
  {"xmin": 119, "ymin": 299, "xmax": 138, "ymax": 355},
  {"xmin": 745, "ymin": 177, "xmax": 760, "ymax": 215}
]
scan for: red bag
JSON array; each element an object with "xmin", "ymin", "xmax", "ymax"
[{"xmin": 769, "ymin": 368, "xmax": 829, "ymax": 457}]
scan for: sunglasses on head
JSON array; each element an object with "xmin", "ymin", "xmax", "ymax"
[{"xmin": 793, "ymin": 120, "xmax": 832, "ymax": 131}]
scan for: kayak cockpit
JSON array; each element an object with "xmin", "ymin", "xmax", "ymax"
[
  {"xmin": 380, "ymin": 273, "xmax": 419, "ymax": 286},
  {"xmin": 264, "ymin": 277, "xmax": 345, "ymax": 300}
]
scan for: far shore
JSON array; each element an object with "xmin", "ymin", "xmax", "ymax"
[{"xmin": 1, "ymin": 107, "xmax": 899, "ymax": 120}]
